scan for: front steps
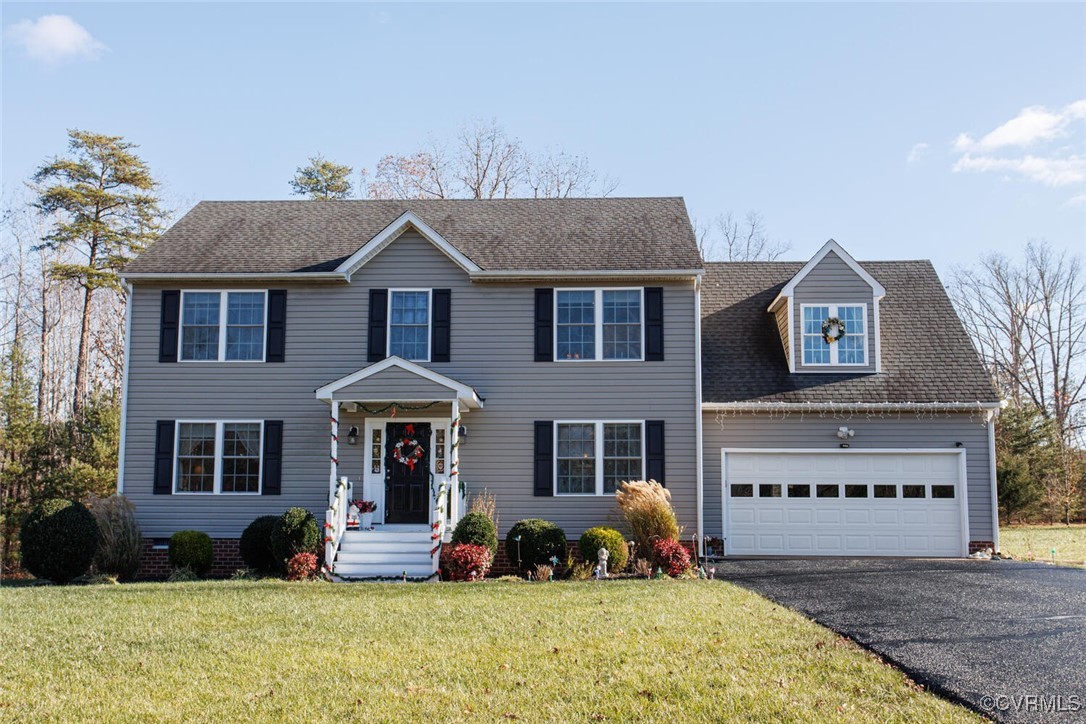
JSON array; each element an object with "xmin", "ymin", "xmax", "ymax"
[{"xmin": 332, "ymin": 525, "xmax": 437, "ymax": 579}]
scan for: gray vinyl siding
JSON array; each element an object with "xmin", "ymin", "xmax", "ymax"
[
  {"xmin": 792, "ymin": 251, "xmax": 877, "ymax": 373},
  {"xmin": 701, "ymin": 411, "xmax": 995, "ymax": 542},
  {"xmin": 332, "ymin": 368, "xmax": 457, "ymax": 402},
  {"xmin": 123, "ymin": 231, "xmax": 699, "ymax": 538}
]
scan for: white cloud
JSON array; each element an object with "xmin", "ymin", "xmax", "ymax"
[
  {"xmin": 1066, "ymin": 193, "xmax": 1086, "ymax": 207},
  {"xmin": 953, "ymin": 154, "xmax": 1086, "ymax": 188},
  {"xmin": 951, "ymin": 100, "xmax": 1086, "ymax": 203},
  {"xmin": 907, "ymin": 142, "xmax": 929, "ymax": 164},
  {"xmin": 5, "ymin": 15, "xmax": 106, "ymax": 65}
]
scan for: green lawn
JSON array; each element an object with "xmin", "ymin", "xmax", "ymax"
[
  {"xmin": 1000, "ymin": 524, "xmax": 1086, "ymax": 566},
  {"xmin": 0, "ymin": 579, "xmax": 974, "ymax": 722}
]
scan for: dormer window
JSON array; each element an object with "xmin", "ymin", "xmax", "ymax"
[{"xmin": 801, "ymin": 304, "xmax": 866, "ymax": 366}]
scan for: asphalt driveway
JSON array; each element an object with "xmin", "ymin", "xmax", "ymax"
[{"xmin": 714, "ymin": 559, "xmax": 1086, "ymax": 722}]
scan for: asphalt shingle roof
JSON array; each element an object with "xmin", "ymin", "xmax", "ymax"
[
  {"xmin": 701, "ymin": 260, "xmax": 1000, "ymax": 404},
  {"xmin": 124, "ymin": 198, "xmax": 702, "ymax": 274}
]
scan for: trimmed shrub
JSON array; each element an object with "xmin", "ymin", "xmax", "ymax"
[
  {"xmin": 85, "ymin": 494, "xmax": 142, "ymax": 580},
  {"xmin": 271, "ymin": 507, "xmax": 319, "ymax": 568},
  {"xmin": 285, "ymin": 552, "xmax": 318, "ymax": 581},
  {"xmin": 20, "ymin": 498, "xmax": 99, "ymax": 584},
  {"xmin": 451, "ymin": 511, "xmax": 498, "ymax": 561},
  {"xmin": 168, "ymin": 531, "xmax": 213, "ymax": 575},
  {"xmin": 652, "ymin": 538, "xmax": 691, "ymax": 577},
  {"xmin": 578, "ymin": 526, "xmax": 629, "ymax": 573},
  {"xmin": 615, "ymin": 480, "xmax": 680, "ymax": 556},
  {"xmin": 442, "ymin": 543, "xmax": 491, "ymax": 581},
  {"xmin": 506, "ymin": 519, "xmax": 567, "ymax": 571},
  {"xmin": 240, "ymin": 515, "xmax": 279, "ymax": 573}
]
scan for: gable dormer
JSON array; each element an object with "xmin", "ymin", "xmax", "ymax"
[{"xmin": 767, "ymin": 240, "xmax": 884, "ymax": 374}]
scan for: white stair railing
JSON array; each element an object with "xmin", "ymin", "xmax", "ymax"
[
  {"xmin": 430, "ymin": 479, "xmax": 449, "ymax": 575},
  {"xmin": 323, "ymin": 476, "xmax": 350, "ymax": 576}
]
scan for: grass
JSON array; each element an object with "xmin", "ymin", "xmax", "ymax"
[
  {"xmin": 1000, "ymin": 523, "xmax": 1086, "ymax": 566},
  {"xmin": 0, "ymin": 579, "xmax": 975, "ymax": 722}
]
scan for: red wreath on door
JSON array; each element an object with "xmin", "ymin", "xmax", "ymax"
[{"xmin": 393, "ymin": 424, "xmax": 425, "ymax": 471}]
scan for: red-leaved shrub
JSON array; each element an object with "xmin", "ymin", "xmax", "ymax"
[
  {"xmin": 652, "ymin": 539, "xmax": 691, "ymax": 577},
  {"xmin": 441, "ymin": 543, "xmax": 491, "ymax": 581},
  {"xmin": 286, "ymin": 551, "xmax": 318, "ymax": 581}
]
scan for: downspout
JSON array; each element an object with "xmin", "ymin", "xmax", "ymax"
[
  {"xmin": 116, "ymin": 282, "xmax": 134, "ymax": 494},
  {"xmin": 694, "ymin": 275, "xmax": 704, "ymax": 558},
  {"xmin": 987, "ymin": 408, "xmax": 1000, "ymax": 552}
]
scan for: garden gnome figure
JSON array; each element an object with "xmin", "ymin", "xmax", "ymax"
[{"xmin": 597, "ymin": 546, "xmax": 610, "ymax": 578}]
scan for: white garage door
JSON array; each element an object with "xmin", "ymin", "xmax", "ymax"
[{"xmin": 723, "ymin": 450, "xmax": 966, "ymax": 557}]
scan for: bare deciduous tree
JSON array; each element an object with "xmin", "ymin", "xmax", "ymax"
[
  {"xmin": 527, "ymin": 149, "xmax": 618, "ymax": 199},
  {"xmin": 698, "ymin": 211, "xmax": 791, "ymax": 262}
]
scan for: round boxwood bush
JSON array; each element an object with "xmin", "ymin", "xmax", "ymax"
[
  {"xmin": 271, "ymin": 507, "xmax": 319, "ymax": 567},
  {"xmin": 239, "ymin": 515, "xmax": 279, "ymax": 573},
  {"xmin": 578, "ymin": 526, "xmax": 629, "ymax": 572},
  {"xmin": 505, "ymin": 519, "xmax": 567, "ymax": 571},
  {"xmin": 169, "ymin": 530, "xmax": 213, "ymax": 575},
  {"xmin": 451, "ymin": 512, "xmax": 498, "ymax": 561},
  {"xmin": 20, "ymin": 498, "xmax": 99, "ymax": 583}
]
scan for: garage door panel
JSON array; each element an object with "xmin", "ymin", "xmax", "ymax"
[{"xmin": 724, "ymin": 451, "xmax": 964, "ymax": 557}]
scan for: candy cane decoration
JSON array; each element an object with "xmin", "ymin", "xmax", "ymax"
[{"xmin": 329, "ymin": 402, "xmax": 339, "ymax": 501}]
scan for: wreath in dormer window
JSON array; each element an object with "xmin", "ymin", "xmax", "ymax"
[{"xmin": 821, "ymin": 317, "xmax": 845, "ymax": 344}]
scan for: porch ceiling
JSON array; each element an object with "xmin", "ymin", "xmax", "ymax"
[{"xmin": 315, "ymin": 357, "xmax": 484, "ymax": 409}]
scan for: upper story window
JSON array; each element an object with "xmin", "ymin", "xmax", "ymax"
[
  {"xmin": 180, "ymin": 291, "xmax": 266, "ymax": 361},
  {"xmin": 555, "ymin": 421, "xmax": 645, "ymax": 495},
  {"xmin": 388, "ymin": 290, "xmax": 430, "ymax": 361},
  {"xmin": 175, "ymin": 421, "xmax": 263, "ymax": 494},
  {"xmin": 556, "ymin": 288, "xmax": 643, "ymax": 361},
  {"xmin": 801, "ymin": 304, "xmax": 866, "ymax": 366}
]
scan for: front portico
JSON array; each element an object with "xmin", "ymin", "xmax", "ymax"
[{"xmin": 315, "ymin": 357, "xmax": 484, "ymax": 579}]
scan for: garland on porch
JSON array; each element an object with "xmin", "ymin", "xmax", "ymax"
[{"xmin": 354, "ymin": 401, "xmax": 441, "ymax": 416}]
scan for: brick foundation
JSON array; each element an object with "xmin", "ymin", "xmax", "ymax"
[
  {"xmin": 136, "ymin": 538, "xmax": 244, "ymax": 580},
  {"xmin": 969, "ymin": 540, "xmax": 996, "ymax": 554}
]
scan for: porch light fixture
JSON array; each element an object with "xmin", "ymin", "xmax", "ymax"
[
  {"xmin": 836, "ymin": 426, "xmax": 855, "ymax": 440},
  {"xmin": 347, "ymin": 426, "xmax": 359, "ymax": 445},
  {"xmin": 458, "ymin": 425, "xmax": 468, "ymax": 441}
]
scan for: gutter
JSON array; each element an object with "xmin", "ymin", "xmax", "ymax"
[
  {"xmin": 469, "ymin": 269, "xmax": 705, "ymax": 282},
  {"xmin": 702, "ymin": 401, "xmax": 1005, "ymax": 412},
  {"xmin": 120, "ymin": 271, "xmax": 349, "ymax": 282}
]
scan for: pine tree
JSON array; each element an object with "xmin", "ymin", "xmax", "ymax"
[
  {"xmin": 290, "ymin": 155, "xmax": 353, "ymax": 200},
  {"xmin": 33, "ymin": 130, "xmax": 165, "ymax": 416}
]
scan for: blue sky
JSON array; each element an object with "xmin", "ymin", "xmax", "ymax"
[{"xmin": 3, "ymin": 2, "xmax": 1083, "ymax": 272}]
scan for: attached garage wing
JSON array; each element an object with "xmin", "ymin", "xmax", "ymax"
[{"xmin": 721, "ymin": 450, "xmax": 967, "ymax": 557}]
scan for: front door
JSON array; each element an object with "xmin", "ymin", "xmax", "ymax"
[{"xmin": 385, "ymin": 422, "xmax": 431, "ymax": 524}]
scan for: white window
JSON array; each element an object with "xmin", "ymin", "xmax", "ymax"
[
  {"xmin": 180, "ymin": 291, "xmax": 267, "ymax": 361},
  {"xmin": 801, "ymin": 304, "xmax": 866, "ymax": 366},
  {"xmin": 175, "ymin": 421, "xmax": 263, "ymax": 494},
  {"xmin": 556, "ymin": 289, "xmax": 643, "ymax": 361},
  {"xmin": 388, "ymin": 290, "xmax": 430, "ymax": 361},
  {"xmin": 555, "ymin": 421, "xmax": 644, "ymax": 495}
]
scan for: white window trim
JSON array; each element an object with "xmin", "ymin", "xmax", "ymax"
[
  {"xmin": 178, "ymin": 290, "xmax": 268, "ymax": 363},
  {"xmin": 554, "ymin": 288, "xmax": 645, "ymax": 362},
  {"xmin": 798, "ymin": 303, "xmax": 868, "ymax": 367},
  {"xmin": 387, "ymin": 288, "xmax": 433, "ymax": 363},
  {"xmin": 553, "ymin": 420, "xmax": 645, "ymax": 496},
  {"xmin": 172, "ymin": 420, "xmax": 264, "ymax": 495}
]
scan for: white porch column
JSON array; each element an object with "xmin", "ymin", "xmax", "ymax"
[
  {"xmin": 449, "ymin": 399, "xmax": 461, "ymax": 526},
  {"xmin": 329, "ymin": 401, "xmax": 340, "ymax": 502}
]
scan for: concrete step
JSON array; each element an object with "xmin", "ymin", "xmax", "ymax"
[
  {"xmin": 341, "ymin": 530, "xmax": 433, "ymax": 545},
  {"xmin": 336, "ymin": 551, "xmax": 433, "ymax": 566},
  {"xmin": 338, "ymin": 540, "xmax": 433, "ymax": 554},
  {"xmin": 334, "ymin": 563, "xmax": 435, "ymax": 579}
]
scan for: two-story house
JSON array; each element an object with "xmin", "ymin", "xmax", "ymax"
[{"xmin": 118, "ymin": 198, "xmax": 1001, "ymax": 578}]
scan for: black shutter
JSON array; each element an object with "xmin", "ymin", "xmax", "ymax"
[
  {"xmin": 645, "ymin": 420, "xmax": 665, "ymax": 487},
  {"xmin": 645, "ymin": 287, "xmax": 664, "ymax": 361},
  {"xmin": 153, "ymin": 420, "xmax": 175, "ymax": 495},
  {"xmin": 159, "ymin": 290, "xmax": 180, "ymax": 363},
  {"xmin": 533, "ymin": 421, "xmax": 554, "ymax": 496},
  {"xmin": 262, "ymin": 420, "xmax": 283, "ymax": 495},
  {"xmin": 534, "ymin": 288, "xmax": 553, "ymax": 362},
  {"xmin": 368, "ymin": 289, "xmax": 388, "ymax": 362},
  {"xmin": 266, "ymin": 290, "xmax": 287, "ymax": 363},
  {"xmin": 431, "ymin": 289, "xmax": 451, "ymax": 362}
]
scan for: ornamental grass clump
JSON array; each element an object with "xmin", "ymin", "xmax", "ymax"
[
  {"xmin": 85, "ymin": 494, "xmax": 142, "ymax": 580},
  {"xmin": 615, "ymin": 480, "xmax": 679, "ymax": 555}
]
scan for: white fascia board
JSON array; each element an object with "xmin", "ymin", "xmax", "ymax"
[
  {"xmin": 337, "ymin": 211, "xmax": 482, "ymax": 279},
  {"xmin": 703, "ymin": 399, "xmax": 999, "ymax": 410},
  {"xmin": 315, "ymin": 356, "xmax": 483, "ymax": 409},
  {"xmin": 121, "ymin": 272, "xmax": 348, "ymax": 282},
  {"xmin": 470, "ymin": 269, "xmax": 704, "ymax": 281},
  {"xmin": 775, "ymin": 239, "xmax": 887, "ymax": 303}
]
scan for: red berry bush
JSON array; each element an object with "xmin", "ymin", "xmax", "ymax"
[
  {"xmin": 441, "ymin": 543, "xmax": 491, "ymax": 581},
  {"xmin": 652, "ymin": 538, "xmax": 691, "ymax": 577},
  {"xmin": 285, "ymin": 551, "xmax": 318, "ymax": 581}
]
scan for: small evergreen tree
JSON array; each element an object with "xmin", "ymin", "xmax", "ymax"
[
  {"xmin": 995, "ymin": 405, "xmax": 1058, "ymax": 523},
  {"xmin": 289, "ymin": 154, "xmax": 353, "ymax": 200}
]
